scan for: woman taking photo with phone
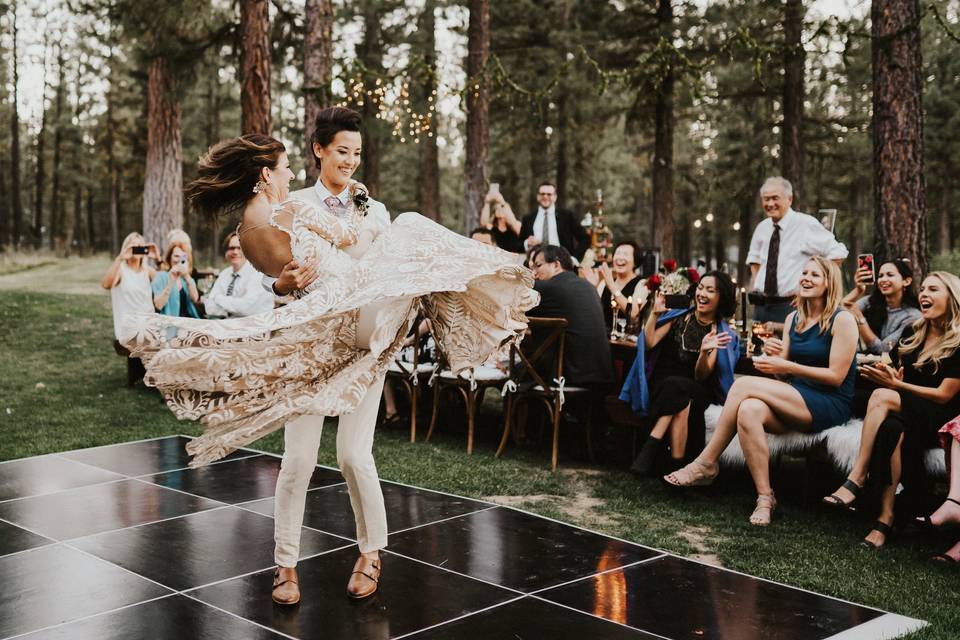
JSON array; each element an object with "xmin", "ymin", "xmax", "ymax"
[
  {"xmin": 824, "ymin": 272, "xmax": 960, "ymax": 547},
  {"xmin": 151, "ymin": 242, "xmax": 201, "ymax": 318},
  {"xmin": 842, "ymin": 257, "xmax": 921, "ymax": 354},
  {"xmin": 665, "ymin": 257, "xmax": 858, "ymax": 526}
]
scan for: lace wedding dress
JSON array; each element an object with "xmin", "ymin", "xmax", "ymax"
[{"xmin": 122, "ymin": 199, "xmax": 538, "ymax": 466}]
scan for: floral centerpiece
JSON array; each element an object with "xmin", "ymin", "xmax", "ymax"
[{"xmin": 644, "ymin": 260, "xmax": 700, "ymax": 309}]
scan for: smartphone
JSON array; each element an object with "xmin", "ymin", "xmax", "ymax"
[
  {"xmin": 132, "ymin": 245, "xmax": 149, "ymax": 255},
  {"xmin": 857, "ymin": 253, "xmax": 875, "ymax": 284},
  {"xmin": 489, "ymin": 183, "xmax": 499, "ymax": 195}
]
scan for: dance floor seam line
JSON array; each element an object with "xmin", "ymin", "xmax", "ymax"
[
  {"xmin": 381, "ymin": 548, "xmax": 527, "ymax": 597},
  {"xmin": 61, "ymin": 540, "xmax": 177, "ymax": 595},
  {"xmin": 178, "ymin": 591, "xmax": 302, "ymax": 640},
  {"xmin": 61, "ymin": 504, "xmax": 236, "ymax": 544},
  {"xmin": 528, "ymin": 593, "xmax": 676, "ymax": 640},
  {"xmin": 0, "ymin": 476, "xmax": 129, "ymax": 506},
  {"xmin": 390, "ymin": 595, "xmax": 530, "ymax": 640},
  {"xmin": 525, "ymin": 553, "xmax": 670, "ymax": 597},
  {"xmin": 0, "ymin": 594, "xmax": 181, "ymax": 640},
  {"xmin": 128, "ymin": 475, "xmax": 234, "ymax": 506},
  {"xmin": 386, "ymin": 503, "xmax": 499, "ymax": 536}
]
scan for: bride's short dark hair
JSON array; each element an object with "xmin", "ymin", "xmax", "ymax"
[
  {"xmin": 186, "ymin": 134, "xmax": 286, "ymax": 221},
  {"xmin": 311, "ymin": 107, "xmax": 362, "ymax": 169}
]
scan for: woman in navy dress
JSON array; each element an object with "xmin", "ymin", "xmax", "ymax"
[{"xmin": 665, "ymin": 256, "xmax": 858, "ymax": 526}]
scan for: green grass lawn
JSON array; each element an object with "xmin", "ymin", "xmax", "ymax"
[{"xmin": 2, "ymin": 287, "xmax": 958, "ymax": 638}]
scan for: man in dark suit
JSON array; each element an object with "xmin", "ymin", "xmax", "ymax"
[
  {"xmin": 520, "ymin": 182, "xmax": 590, "ymax": 261},
  {"xmin": 527, "ymin": 245, "xmax": 613, "ymax": 388}
]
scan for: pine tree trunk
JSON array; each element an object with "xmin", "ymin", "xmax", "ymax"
[
  {"xmin": 239, "ymin": 0, "xmax": 272, "ymax": 135},
  {"xmin": 107, "ymin": 48, "xmax": 120, "ymax": 255},
  {"xmin": 205, "ymin": 60, "xmax": 221, "ymax": 262},
  {"xmin": 10, "ymin": 2, "xmax": 24, "ymax": 248},
  {"xmin": 781, "ymin": 0, "xmax": 805, "ymax": 208},
  {"xmin": 555, "ymin": 0, "xmax": 572, "ymax": 206},
  {"xmin": 417, "ymin": 0, "xmax": 441, "ymax": 221},
  {"xmin": 33, "ymin": 33, "xmax": 49, "ymax": 249},
  {"xmin": 304, "ymin": 0, "xmax": 333, "ymax": 186},
  {"xmin": 871, "ymin": 0, "xmax": 927, "ymax": 272},
  {"xmin": 464, "ymin": 0, "xmax": 490, "ymax": 234},
  {"xmin": 651, "ymin": 0, "xmax": 675, "ymax": 257},
  {"xmin": 0, "ymin": 155, "xmax": 8, "ymax": 250},
  {"xmin": 940, "ymin": 174, "xmax": 952, "ymax": 255},
  {"xmin": 142, "ymin": 56, "xmax": 184, "ymax": 248},
  {"xmin": 358, "ymin": 1, "xmax": 382, "ymax": 196},
  {"xmin": 50, "ymin": 45, "xmax": 65, "ymax": 252}
]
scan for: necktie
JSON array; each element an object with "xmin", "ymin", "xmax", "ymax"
[
  {"xmin": 540, "ymin": 209, "xmax": 551, "ymax": 244},
  {"xmin": 323, "ymin": 196, "xmax": 348, "ymax": 218},
  {"xmin": 226, "ymin": 272, "xmax": 240, "ymax": 296},
  {"xmin": 764, "ymin": 222, "xmax": 781, "ymax": 297}
]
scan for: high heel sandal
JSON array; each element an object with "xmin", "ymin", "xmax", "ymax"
[
  {"xmin": 914, "ymin": 497, "xmax": 960, "ymax": 530},
  {"xmin": 749, "ymin": 493, "xmax": 776, "ymax": 526},
  {"xmin": 861, "ymin": 520, "xmax": 893, "ymax": 549},
  {"xmin": 822, "ymin": 479, "xmax": 862, "ymax": 511},
  {"xmin": 663, "ymin": 459, "xmax": 719, "ymax": 487}
]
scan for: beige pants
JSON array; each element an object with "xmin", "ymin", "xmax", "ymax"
[{"xmin": 274, "ymin": 301, "xmax": 392, "ymax": 567}]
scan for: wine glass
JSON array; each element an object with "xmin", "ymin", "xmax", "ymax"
[{"xmin": 616, "ymin": 317, "xmax": 627, "ymax": 340}]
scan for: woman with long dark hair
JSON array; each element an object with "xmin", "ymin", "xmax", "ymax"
[
  {"xmin": 123, "ymin": 108, "xmax": 538, "ymax": 605},
  {"xmin": 842, "ymin": 258, "xmax": 921, "ymax": 354}
]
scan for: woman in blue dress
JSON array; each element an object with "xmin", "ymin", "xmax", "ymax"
[{"xmin": 665, "ymin": 256, "xmax": 858, "ymax": 526}]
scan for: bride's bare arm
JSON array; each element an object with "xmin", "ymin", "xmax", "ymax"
[{"xmin": 277, "ymin": 201, "xmax": 360, "ymax": 248}]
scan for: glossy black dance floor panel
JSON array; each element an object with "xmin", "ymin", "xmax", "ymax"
[{"xmin": 0, "ymin": 436, "xmax": 927, "ymax": 639}]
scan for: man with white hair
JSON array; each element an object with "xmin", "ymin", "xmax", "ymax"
[{"xmin": 747, "ymin": 176, "xmax": 847, "ymax": 324}]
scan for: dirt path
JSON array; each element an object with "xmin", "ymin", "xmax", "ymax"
[{"xmin": 0, "ymin": 255, "xmax": 112, "ymax": 296}]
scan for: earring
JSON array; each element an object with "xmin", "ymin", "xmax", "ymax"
[{"xmin": 253, "ymin": 180, "xmax": 267, "ymax": 194}]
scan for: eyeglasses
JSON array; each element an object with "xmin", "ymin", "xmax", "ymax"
[
  {"xmin": 226, "ymin": 246, "xmax": 242, "ymax": 251},
  {"xmin": 537, "ymin": 192, "xmax": 554, "ymax": 197}
]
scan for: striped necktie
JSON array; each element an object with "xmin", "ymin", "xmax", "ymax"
[{"xmin": 226, "ymin": 272, "xmax": 240, "ymax": 296}]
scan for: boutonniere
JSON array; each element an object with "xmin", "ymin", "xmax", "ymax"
[{"xmin": 349, "ymin": 182, "xmax": 370, "ymax": 217}]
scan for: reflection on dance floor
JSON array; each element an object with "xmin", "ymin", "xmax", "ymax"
[{"xmin": 0, "ymin": 436, "xmax": 927, "ymax": 639}]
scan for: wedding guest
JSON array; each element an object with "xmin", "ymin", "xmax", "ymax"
[
  {"xmin": 203, "ymin": 233, "xmax": 275, "ymax": 318},
  {"xmin": 480, "ymin": 191, "xmax": 523, "ymax": 253},
  {"xmin": 622, "ymin": 271, "xmax": 739, "ymax": 475},
  {"xmin": 470, "ymin": 227, "xmax": 496, "ymax": 247},
  {"xmin": 916, "ymin": 429, "xmax": 960, "ymax": 564},
  {"xmin": 666, "ymin": 257, "xmax": 858, "ymax": 526},
  {"xmin": 152, "ymin": 242, "xmax": 201, "ymax": 318},
  {"xmin": 583, "ymin": 241, "xmax": 643, "ymax": 330},
  {"xmin": 527, "ymin": 245, "xmax": 613, "ymax": 388},
  {"xmin": 747, "ymin": 177, "xmax": 847, "ymax": 325},
  {"xmin": 102, "ymin": 232, "xmax": 159, "ymax": 384},
  {"xmin": 842, "ymin": 257, "xmax": 921, "ymax": 354},
  {"xmin": 520, "ymin": 182, "xmax": 589, "ymax": 260},
  {"xmin": 823, "ymin": 272, "xmax": 960, "ymax": 547}
]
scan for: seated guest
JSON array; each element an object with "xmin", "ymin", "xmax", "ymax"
[
  {"xmin": 153, "ymin": 242, "xmax": 201, "ymax": 318},
  {"xmin": 470, "ymin": 227, "xmax": 496, "ymax": 247},
  {"xmin": 203, "ymin": 233, "xmax": 275, "ymax": 318},
  {"xmin": 842, "ymin": 257, "xmax": 921, "ymax": 354},
  {"xmin": 527, "ymin": 245, "xmax": 613, "ymax": 388},
  {"xmin": 666, "ymin": 256, "xmax": 858, "ymax": 526},
  {"xmin": 917, "ymin": 425, "xmax": 960, "ymax": 563},
  {"xmin": 480, "ymin": 191, "xmax": 523, "ymax": 253},
  {"xmin": 520, "ymin": 182, "xmax": 590, "ymax": 261},
  {"xmin": 102, "ymin": 232, "xmax": 158, "ymax": 383},
  {"xmin": 824, "ymin": 272, "xmax": 960, "ymax": 547},
  {"xmin": 622, "ymin": 271, "xmax": 739, "ymax": 475},
  {"xmin": 584, "ymin": 241, "xmax": 643, "ymax": 330}
]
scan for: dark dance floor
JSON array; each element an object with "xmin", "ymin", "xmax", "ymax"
[{"xmin": 0, "ymin": 436, "xmax": 926, "ymax": 639}]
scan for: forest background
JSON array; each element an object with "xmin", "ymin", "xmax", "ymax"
[{"xmin": 0, "ymin": 0, "xmax": 958, "ymax": 289}]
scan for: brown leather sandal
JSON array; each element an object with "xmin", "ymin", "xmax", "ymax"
[
  {"xmin": 346, "ymin": 555, "xmax": 381, "ymax": 599},
  {"xmin": 272, "ymin": 567, "xmax": 300, "ymax": 605}
]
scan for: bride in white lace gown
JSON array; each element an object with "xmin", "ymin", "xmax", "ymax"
[{"xmin": 122, "ymin": 134, "xmax": 538, "ymax": 468}]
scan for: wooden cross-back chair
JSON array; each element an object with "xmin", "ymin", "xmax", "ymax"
[
  {"xmin": 384, "ymin": 316, "xmax": 436, "ymax": 442},
  {"xmin": 425, "ymin": 339, "xmax": 510, "ymax": 455},
  {"xmin": 496, "ymin": 317, "xmax": 595, "ymax": 472}
]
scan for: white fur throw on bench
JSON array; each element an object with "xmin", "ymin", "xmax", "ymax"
[{"xmin": 703, "ymin": 404, "xmax": 947, "ymax": 478}]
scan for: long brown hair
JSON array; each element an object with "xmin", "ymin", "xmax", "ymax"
[
  {"xmin": 185, "ymin": 134, "xmax": 286, "ymax": 220},
  {"xmin": 794, "ymin": 256, "xmax": 844, "ymax": 334}
]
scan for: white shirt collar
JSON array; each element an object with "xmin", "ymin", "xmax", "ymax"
[
  {"xmin": 538, "ymin": 204, "xmax": 556, "ymax": 216},
  {"xmin": 771, "ymin": 208, "xmax": 796, "ymax": 229},
  {"xmin": 313, "ymin": 179, "xmax": 351, "ymax": 205}
]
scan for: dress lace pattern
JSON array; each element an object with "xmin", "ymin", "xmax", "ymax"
[{"xmin": 123, "ymin": 199, "xmax": 539, "ymax": 466}]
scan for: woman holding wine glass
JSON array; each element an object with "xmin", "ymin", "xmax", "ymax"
[{"xmin": 665, "ymin": 257, "xmax": 858, "ymax": 526}]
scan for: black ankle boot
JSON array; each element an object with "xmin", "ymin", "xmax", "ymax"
[{"xmin": 630, "ymin": 437, "xmax": 662, "ymax": 476}]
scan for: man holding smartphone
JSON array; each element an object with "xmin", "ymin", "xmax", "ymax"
[{"xmin": 747, "ymin": 177, "xmax": 848, "ymax": 325}]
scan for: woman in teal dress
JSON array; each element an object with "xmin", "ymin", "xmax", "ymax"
[{"xmin": 664, "ymin": 256, "xmax": 858, "ymax": 526}]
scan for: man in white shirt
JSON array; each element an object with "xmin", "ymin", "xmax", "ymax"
[
  {"xmin": 519, "ymin": 182, "xmax": 589, "ymax": 260},
  {"xmin": 203, "ymin": 233, "xmax": 275, "ymax": 318},
  {"xmin": 747, "ymin": 176, "xmax": 848, "ymax": 324}
]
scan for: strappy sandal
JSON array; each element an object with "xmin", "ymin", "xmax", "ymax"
[
  {"xmin": 914, "ymin": 497, "xmax": 960, "ymax": 530},
  {"xmin": 272, "ymin": 567, "xmax": 300, "ymax": 605},
  {"xmin": 822, "ymin": 479, "xmax": 862, "ymax": 511},
  {"xmin": 381, "ymin": 412, "xmax": 402, "ymax": 426},
  {"xmin": 663, "ymin": 459, "xmax": 719, "ymax": 487},
  {"xmin": 931, "ymin": 551, "xmax": 960, "ymax": 566},
  {"xmin": 861, "ymin": 520, "xmax": 893, "ymax": 549},
  {"xmin": 749, "ymin": 493, "xmax": 777, "ymax": 526}
]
